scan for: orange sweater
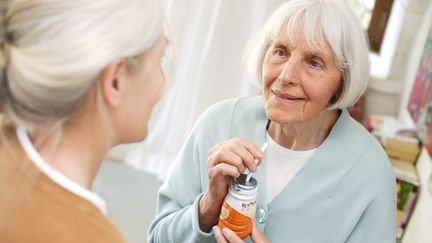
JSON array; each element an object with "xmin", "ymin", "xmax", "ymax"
[{"xmin": 0, "ymin": 127, "xmax": 126, "ymax": 243}]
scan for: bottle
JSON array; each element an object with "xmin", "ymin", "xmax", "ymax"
[{"xmin": 217, "ymin": 173, "xmax": 258, "ymax": 239}]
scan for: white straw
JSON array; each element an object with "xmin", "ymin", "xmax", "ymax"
[{"xmin": 246, "ymin": 143, "xmax": 268, "ymax": 182}]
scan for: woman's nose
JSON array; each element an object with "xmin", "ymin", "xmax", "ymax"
[{"xmin": 278, "ymin": 57, "xmax": 300, "ymax": 85}]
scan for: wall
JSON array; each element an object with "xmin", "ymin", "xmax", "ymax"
[
  {"xmin": 365, "ymin": 0, "xmax": 428, "ymax": 119},
  {"xmin": 403, "ymin": 149, "xmax": 432, "ymax": 242},
  {"xmin": 397, "ymin": 0, "xmax": 432, "ymax": 242}
]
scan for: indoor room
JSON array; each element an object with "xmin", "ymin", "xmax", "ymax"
[{"xmin": 1, "ymin": 0, "xmax": 431, "ymax": 243}]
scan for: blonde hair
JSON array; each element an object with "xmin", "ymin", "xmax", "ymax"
[
  {"xmin": 243, "ymin": 0, "xmax": 370, "ymax": 109},
  {"xmin": 0, "ymin": 0, "xmax": 163, "ymax": 131}
]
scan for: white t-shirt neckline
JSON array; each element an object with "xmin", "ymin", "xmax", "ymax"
[{"xmin": 266, "ymin": 132, "xmax": 317, "ymax": 203}]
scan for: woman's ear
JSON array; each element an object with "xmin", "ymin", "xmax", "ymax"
[{"xmin": 100, "ymin": 59, "xmax": 128, "ymax": 108}]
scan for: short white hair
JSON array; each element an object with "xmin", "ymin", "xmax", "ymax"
[
  {"xmin": 0, "ymin": 0, "xmax": 163, "ymax": 129},
  {"xmin": 243, "ymin": 0, "xmax": 370, "ymax": 109}
]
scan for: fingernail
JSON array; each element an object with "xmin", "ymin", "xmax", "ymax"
[
  {"xmin": 212, "ymin": 226, "xmax": 219, "ymax": 235},
  {"xmin": 222, "ymin": 227, "xmax": 233, "ymax": 237}
]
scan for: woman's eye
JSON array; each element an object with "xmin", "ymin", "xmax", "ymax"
[
  {"xmin": 274, "ymin": 49, "xmax": 286, "ymax": 57},
  {"xmin": 270, "ymin": 48, "xmax": 288, "ymax": 63},
  {"xmin": 309, "ymin": 59, "xmax": 323, "ymax": 69}
]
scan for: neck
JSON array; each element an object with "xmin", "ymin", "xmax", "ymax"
[
  {"xmin": 30, "ymin": 113, "xmax": 114, "ymax": 190},
  {"xmin": 268, "ymin": 109, "xmax": 341, "ymax": 151}
]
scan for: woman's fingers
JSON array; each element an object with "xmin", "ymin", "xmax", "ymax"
[
  {"xmin": 210, "ymin": 162, "xmax": 241, "ymax": 179},
  {"xmin": 214, "ymin": 227, "xmax": 245, "ymax": 243},
  {"xmin": 213, "ymin": 226, "xmax": 229, "ymax": 243},
  {"xmin": 237, "ymin": 138, "xmax": 264, "ymax": 159},
  {"xmin": 250, "ymin": 222, "xmax": 269, "ymax": 243},
  {"xmin": 208, "ymin": 138, "xmax": 263, "ymax": 174},
  {"xmin": 222, "ymin": 227, "xmax": 245, "ymax": 243},
  {"xmin": 230, "ymin": 145, "xmax": 258, "ymax": 173},
  {"xmin": 213, "ymin": 223, "xmax": 268, "ymax": 243},
  {"xmin": 209, "ymin": 150, "xmax": 246, "ymax": 174}
]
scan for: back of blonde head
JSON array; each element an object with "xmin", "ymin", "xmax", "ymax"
[{"xmin": 0, "ymin": 0, "xmax": 163, "ymax": 131}]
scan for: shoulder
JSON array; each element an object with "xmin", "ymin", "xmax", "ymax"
[
  {"xmin": 335, "ymin": 110, "xmax": 386, "ymax": 156},
  {"xmin": 201, "ymin": 96, "xmax": 263, "ymax": 119},
  {"xmin": 336, "ymin": 110, "xmax": 395, "ymax": 185},
  {"xmin": 335, "ymin": 110, "xmax": 377, "ymax": 143}
]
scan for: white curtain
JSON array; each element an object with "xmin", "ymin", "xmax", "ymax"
[{"xmin": 123, "ymin": 0, "xmax": 285, "ymax": 181}]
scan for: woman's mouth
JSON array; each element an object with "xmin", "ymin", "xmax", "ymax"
[{"xmin": 271, "ymin": 89, "xmax": 305, "ymax": 102}]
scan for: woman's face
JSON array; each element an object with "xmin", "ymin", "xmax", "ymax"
[
  {"xmin": 262, "ymin": 29, "xmax": 342, "ymax": 125},
  {"xmin": 121, "ymin": 35, "xmax": 167, "ymax": 142}
]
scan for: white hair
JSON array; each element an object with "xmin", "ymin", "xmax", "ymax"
[
  {"xmin": 243, "ymin": 0, "xmax": 370, "ymax": 109},
  {"xmin": 0, "ymin": 0, "xmax": 163, "ymax": 129}
]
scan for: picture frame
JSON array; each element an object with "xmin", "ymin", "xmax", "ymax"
[{"xmin": 407, "ymin": 26, "xmax": 432, "ymax": 157}]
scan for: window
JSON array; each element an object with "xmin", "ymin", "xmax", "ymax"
[{"xmin": 347, "ymin": 0, "xmax": 405, "ymax": 79}]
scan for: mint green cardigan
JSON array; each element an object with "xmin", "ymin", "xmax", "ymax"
[{"xmin": 148, "ymin": 96, "xmax": 396, "ymax": 243}]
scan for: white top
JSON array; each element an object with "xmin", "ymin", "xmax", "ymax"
[
  {"xmin": 16, "ymin": 125, "xmax": 107, "ymax": 215},
  {"xmin": 266, "ymin": 132, "xmax": 316, "ymax": 203}
]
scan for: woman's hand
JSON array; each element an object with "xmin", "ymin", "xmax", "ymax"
[
  {"xmin": 198, "ymin": 138, "xmax": 263, "ymax": 232},
  {"xmin": 213, "ymin": 223, "xmax": 269, "ymax": 243}
]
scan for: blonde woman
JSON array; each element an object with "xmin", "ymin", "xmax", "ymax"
[{"xmin": 0, "ymin": 0, "xmax": 168, "ymax": 242}]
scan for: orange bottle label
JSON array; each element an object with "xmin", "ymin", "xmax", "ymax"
[{"xmin": 217, "ymin": 201, "xmax": 253, "ymax": 239}]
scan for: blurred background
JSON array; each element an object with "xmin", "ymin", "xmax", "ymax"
[{"xmin": 93, "ymin": 0, "xmax": 432, "ymax": 242}]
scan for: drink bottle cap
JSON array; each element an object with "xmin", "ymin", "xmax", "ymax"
[{"xmin": 233, "ymin": 174, "xmax": 257, "ymax": 191}]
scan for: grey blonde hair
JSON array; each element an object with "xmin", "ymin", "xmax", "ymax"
[
  {"xmin": 243, "ymin": 0, "xmax": 370, "ymax": 109},
  {"xmin": 0, "ymin": 0, "xmax": 163, "ymax": 130}
]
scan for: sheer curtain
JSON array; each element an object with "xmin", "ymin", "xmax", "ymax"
[{"xmin": 123, "ymin": 0, "xmax": 284, "ymax": 181}]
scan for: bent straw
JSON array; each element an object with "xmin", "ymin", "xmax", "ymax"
[{"xmin": 245, "ymin": 143, "xmax": 268, "ymax": 182}]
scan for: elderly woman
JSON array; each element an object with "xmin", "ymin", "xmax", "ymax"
[
  {"xmin": 149, "ymin": 0, "xmax": 396, "ymax": 242},
  {"xmin": 0, "ymin": 0, "xmax": 168, "ymax": 242}
]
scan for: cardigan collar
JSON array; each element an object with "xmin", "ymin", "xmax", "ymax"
[
  {"xmin": 261, "ymin": 109, "xmax": 368, "ymax": 209},
  {"xmin": 248, "ymin": 99, "xmax": 364, "ymax": 207}
]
